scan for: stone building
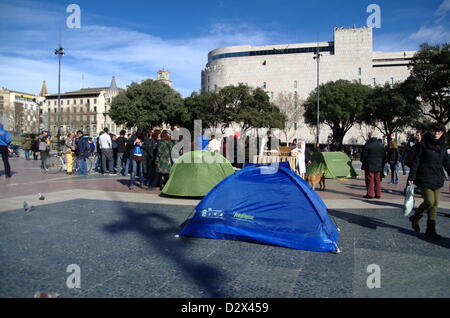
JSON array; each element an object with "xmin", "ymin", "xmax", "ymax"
[
  {"xmin": 201, "ymin": 26, "xmax": 416, "ymax": 144},
  {"xmin": 0, "ymin": 87, "xmax": 39, "ymax": 137},
  {"xmin": 42, "ymin": 76, "xmax": 122, "ymax": 137}
]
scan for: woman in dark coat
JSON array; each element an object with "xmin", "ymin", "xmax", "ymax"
[{"xmin": 408, "ymin": 123, "xmax": 450, "ymax": 239}]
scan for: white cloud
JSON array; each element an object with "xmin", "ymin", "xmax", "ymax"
[
  {"xmin": 436, "ymin": 0, "xmax": 450, "ymax": 15},
  {"xmin": 409, "ymin": 24, "xmax": 450, "ymax": 43}
]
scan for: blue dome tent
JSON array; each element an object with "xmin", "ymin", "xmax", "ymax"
[{"xmin": 180, "ymin": 165, "xmax": 340, "ymax": 253}]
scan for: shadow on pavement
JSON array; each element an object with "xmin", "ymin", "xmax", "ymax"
[
  {"xmin": 329, "ymin": 209, "xmax": 450, "ymax": 249},
  {"xmin": 102, "ymin": 195, "xmax": 224, "ymax": 297}
]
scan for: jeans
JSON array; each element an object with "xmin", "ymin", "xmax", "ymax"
[
  {"xmin": 123, "ymin": 157, "xmax": 130, "ymax": 176},
  {"xmin": 130, "ymin": 159, "xmax": 143, "ymax": 184},
  {"xmin": 116, "ymin": 152, "xmax": 124, "ymax": 174},
  {"xmin": 101, "ymin": 148, "xmax": 113, "ymax": 173},
  {"xmin": 77, "ymin": 157, "xmax": 88, "ymax": 175},
  {"xmin": 389, "ymin": 162, "xmax": 398, "ymax": 183},
  {"xmin": 24, "ymin": 149, "xmax": 30, "ymax": 159},
  {"xmin": 40, "ymin": 151, "xmax": 48, "ymax": 169}
]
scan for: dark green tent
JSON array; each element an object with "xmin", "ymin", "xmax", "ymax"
[
  {"xmin": 161, "ymin": 151, "xmax": 235, "ymax": 197},
  {"xmin": 306, "ymin": 151, "xmax": 359, "ymax": 179}
]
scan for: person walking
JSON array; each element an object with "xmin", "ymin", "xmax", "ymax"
[
  {"xmin": 387, "ymin": 140, "xmax": 400, "ymax": 184},
  {"xmin": 407, "ymin": 123, "xmax": 450, "ymax": 239},
  {"xmin": 64, "ymin": 132, "xmax": 76, "ymax": 175},
  {"xmin": 360, "ymin": 131, "xmax": 386, "ymax": 199},
  {"xmin": 21, "ymin": 134, "xmax": 32, "ymax": 160},
  {"xmin": 98, "ymin": 128, "xmax": 114, "ymax": 175},
  {"xmin": 75, "ymin": 130, "xmax": 89, "ymax": 175},
  {"xmin": 0, "ymin": 123, "xmax": 12, "ymax": 178},
  {"xmin": 38, "ymin": 130, "xmax": 51, "ymax": 171},
  {"xmin": 151, "ymin": 130, "xmax": 174, "ymax": 190}
]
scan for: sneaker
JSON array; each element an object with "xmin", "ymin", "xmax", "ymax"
[
  {"xmin": 363, "ymin": 195, "xmax": 374, "ymax": 199},
  {"xmin": 128, "ymin": 184, "xmax": 134, "ymax": 190}
]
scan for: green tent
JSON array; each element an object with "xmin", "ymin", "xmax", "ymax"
[
  {"xmin": 161, "ymin": 151, "xmax": 235, "ymax": 197},
  {"xmin": 306, "ymin": 151, "xmax": 359, "ymax": 179}
]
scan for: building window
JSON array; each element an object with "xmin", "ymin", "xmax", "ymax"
[
  {"xmin": 270, "ymin": 92, "xmax": 274, "ymax": 100},
  {"xmin": 263, "ymin": 82, "xmax": 267, "ymax": 89},
  {"xmin": 80, "ymin": 99, "xmax": 83, "ymax": 104},
  {"xmin": 391, "ymin": 77, "xmax": 394, "ymax": 85},
  {"xmin": 94, "ymin": 99, "xmax": 97, "ymax": 104},
  {"xmin": 294, "ymin": 80, "xmax": 297, "ymax": 89},
  {"xmin": 358, "ymin": 67, "xmax": 362, "ymax": 76},
  {"xmin": 359, "ymin": 78, "xmax": 362, "ymax": 84},
  {"xmin": 73, "ymin": 99, "xmax": 77, "ymax": 105},
  {"xmin": 372, "ymin": 78, "xmax": 376, "ymax": 86},
  {"xmin": 94, "ymin": 106, "xmax": 97, "ymax": 112}
]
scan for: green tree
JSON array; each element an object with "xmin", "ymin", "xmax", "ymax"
[
  {"xmin": 109, "ymin": 79, "xmax": 184, "ymax": 130},
  {"xmin": 220, "ymin": 84, "xmax": 285, "ymax": 133},
  {"xmin": 407, "ymin": 42, "xmax": 450, "ymax": 125},
  {"xmin": 182, "ymin": 91, "xmax": 232, "ymax": 134},
  {"xmin": 362, "ymin": 82, "xmax": 420, "ymax": 142},
  {"xmin": 303, "ymin": 80, "xmax": 372, "ymax": 145}
]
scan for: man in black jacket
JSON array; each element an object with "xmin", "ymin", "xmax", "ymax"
[
  {"xmin": 360, "ymin": 131, "xmax": 386, "ymax": 199},
  {"xmin": 116, "ymin": 130, "xmax": 127, "ymax": 175}
]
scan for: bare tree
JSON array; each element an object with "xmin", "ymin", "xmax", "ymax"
[{"xmin": 273, "ymin": 92, "xmax": 304, "ymax": 144}]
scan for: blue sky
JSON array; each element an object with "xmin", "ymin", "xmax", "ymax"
[{"xmin": 0, "ymin": 0, "xmax": 449, "ymax": 97}]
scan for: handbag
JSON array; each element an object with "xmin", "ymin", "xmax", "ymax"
[
  {"xmin": 133, "ymin": 145, "xmax": 143, "ymax": 162},
  {"xmin": 403, "ymin": 184, "xmax": 416, "ymax": 216}
]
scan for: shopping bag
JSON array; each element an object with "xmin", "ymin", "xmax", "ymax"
[{"xmin": 403, "ymin": 184, "xmax": 416, "ymax": 216}]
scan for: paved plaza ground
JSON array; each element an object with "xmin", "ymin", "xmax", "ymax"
[{"xmin": 0, "ymin": 156, "xmax": 449, "ymax": 299}]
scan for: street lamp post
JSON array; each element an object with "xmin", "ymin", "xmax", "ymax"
[
  {"xmin": 313, "ymin": 47, "xmax": 322, "ymax": 146},
  {"xmin": 54, "ymin": 45, "xmax": 65, "ymax": 149}
]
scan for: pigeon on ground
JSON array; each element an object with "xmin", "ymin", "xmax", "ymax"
[
  {"xmin": 38, "ymin": 193, "xmax": 45, "ymax": 200},
  {"xmin": 23, "ymin": 201, "xmax": 34, "ymax": 215}
]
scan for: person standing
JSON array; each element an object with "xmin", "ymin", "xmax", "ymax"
[
  {"xmin": 21, "ymin": 134, "xmax": 32, "ymax": 160},
  {"xmin": 115, "ymin": 130, "xmax": 127, "ymax": 175},
  {"xmin": 0, "ymin": 123, "xmax": 12, "ymax": 178},
  {"xmin": 98, "ymin": 127, "xmax": 114, "ymax": 175},
  {"xmin": 38, "ymin": 130, "xmax": 51, "ymax": 171},
  {"xmin": 207, "ymin": 135, "xmax": 222, "ymax": 153},
  {"xmin": 75, "ymin": 130, "xmax": 89, "ymax": 175},
  {"xmin": 64, "ymin": 132, "xmax": 76, "ymax": 175},
  {"xmin": 360, "ymin": 131, "xmax": 386, "ymax": 199},
  {"xmin": 387, "ymin": 140, "xmax": 400, "ymax": 184},
  {"xmin": 291, "ymin": 139, "xmax": 307, "ymax": 179},
  {"xmin": 407, "ymin": 123, "xmax": 450, "ymax": 239},
  {"xmin": 31, "ymin": 136, "xmax": 39, "ymax": 160},
  {"xmin": 151, "ymin": 130, "xmax": 174, "ymax": 190},
  {"xmin": 128, "ymin": 128, "xmax": 145, "ymax": 189}
]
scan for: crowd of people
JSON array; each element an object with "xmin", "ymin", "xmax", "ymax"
[
  {"xmin": 360, "ymin": 123, "xmax": 450, "ymax": 239},
  {"xmin": 3, "ymin": 122, "xmax": 450, "ymax": 240}
]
